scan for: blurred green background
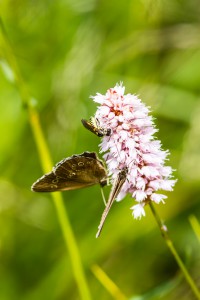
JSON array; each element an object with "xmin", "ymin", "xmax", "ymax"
[{"xmin": 1, "ymin": 0, "xmax": 200, "ymax": 299}]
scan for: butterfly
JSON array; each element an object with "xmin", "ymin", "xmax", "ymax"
[
  {"xmin": 96, "ymin": 166, "xmax": 128, "ymax": 237},
  {"xmin": 31, "ymin": 152, "xmax": 107, "ymax": 192},
  {"xmin": 81, "ymin": 117, "xmax": 111, "ymax": 137}
]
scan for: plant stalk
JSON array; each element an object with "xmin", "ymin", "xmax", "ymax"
[{"xmin": 149, "ymin": 202, "xmax": 200, "ymax": 300}]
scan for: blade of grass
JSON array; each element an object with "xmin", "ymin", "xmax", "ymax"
[
  {"xmin": 189, "ymin": 215, "xmax": 200, "ymax": 244},
  {"xmin": 91, "ymin": 264, "xmax": 128, "ymax": 300}
]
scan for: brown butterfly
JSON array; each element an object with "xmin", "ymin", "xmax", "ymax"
[
  {"xmin": 31, "ymin": 152, "xmax": 107, "ymax": 192},
  {"xmin": 96, "ymin": 166, "xmax": 128, "ymax": 238},
  {"xmin": 81, "ymin": 117, "xmax": 111, "ymax": 137}
]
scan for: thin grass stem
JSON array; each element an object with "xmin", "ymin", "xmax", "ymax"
[{"xmin": 149, "ymin": 202, "xmax": 200, "ymax": 300}]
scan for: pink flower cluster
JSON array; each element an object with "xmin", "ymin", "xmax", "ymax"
[{"xmin": 92, "ymin": 83, "xmax": 176, "ymax": 219}]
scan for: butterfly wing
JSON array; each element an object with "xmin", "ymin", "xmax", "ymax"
[{"xmin": 31, "ymin": 152, "xmax": 107, "ymax": 192}]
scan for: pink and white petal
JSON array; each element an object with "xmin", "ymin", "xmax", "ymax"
[
  {"xmin": 136, "ymin": 177, "xmax": 146, "ymax": 190},
  {"xmin": 141, "ymin": 166, "xmax": 160, "ymax": 178},
  {"xmin": 133, "ymin": 190, "xmax": 147, "ymax": 202},
  {"xmin": 131, "ymin": 204, "xmax": 146, "ymax": 219},
  {"xmin": 116, "ymin": 189, "xmax": 127, "ymax": 201},
  {"xmin": 150, "ymin": 193, "xmax": 167, "ymax": 204},
  {"xmin": 148, "ymin": 180, "xmax": 161, "ymax": 190},
  {"xmin": 159, "ymin": 166, "xmax": 173, "ymax": 177},
  {"xmin": 159, "ymin": 179, "xmax": 177, "ymax": 191}
]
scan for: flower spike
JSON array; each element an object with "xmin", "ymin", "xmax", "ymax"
[{"xmin": 92, "ymin": 83, "xmax": 176, "ymax": 222}]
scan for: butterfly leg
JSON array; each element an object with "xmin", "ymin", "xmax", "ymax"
[{"xmin": 100, "ymin": 187, "xmax": 107, "ymax": 206}]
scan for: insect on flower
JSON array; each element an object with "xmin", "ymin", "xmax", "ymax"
[
  {"xmin": 81, "ymin": 117, "xmax": 111, "ymax": 137},
  {"xmin": 31, "ymin": 152, "xmax": 107, "ymax": 192},
  {"xmin": 90, "ymin": 83, "xmax": 177, "ymax": 236}
]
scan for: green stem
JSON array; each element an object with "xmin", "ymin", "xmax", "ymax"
[
  {"xmin": 149, "ymin": 202, "xmax": 200, "ymax": 300},
  {"xmin": 0, "ymin": 19, "xmax": 91, "ymax": 300}
]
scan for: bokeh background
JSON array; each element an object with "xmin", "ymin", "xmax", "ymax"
[{"xmin": 1, "ymin": 0, "xmax": 200, "ymax": 299}]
